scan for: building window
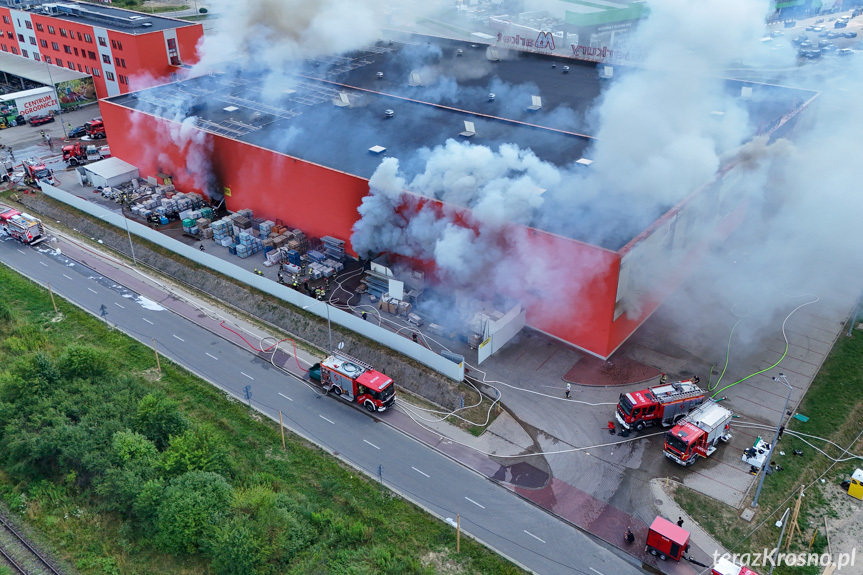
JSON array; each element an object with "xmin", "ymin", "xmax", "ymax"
[
  {"xmin": 84, "ymin": 33, "xmax": 92, "ymax": 43},
  {"xmin": 98, "ymin": 36, "xmax": 107, "ymax": 47},
  {"xmin": 105, "ymin": 71, "xmax": 114, "ymax": 81},
  {"xmin": 5, "ymin": 32, "xmax": 12, "ymax": 39},
  {"xmin": 64, "ymin": 45, "xmax": 70, "ymax": 54},
  {"xmin": 29, "ymin": 36, "xmax": 36, "ymax": 45},
  {"xmin": 48, "ymin": 25, "xmax": 55, "ymax": 34},
  {"xmin": 68, "ymin": 62, "xmax": 74, "ymax": 70},
  {"xmin": 92, "ymin": 68, "xmax": 99, "ymax": 77},
  {"xmin": 1, "ymin": 16, "xmax": 9, "ymax": 25},
  {"xmin": 115, "ymin": 39, "xmax": 122, "ymax": 50},
  {"xmin": 89, "ymin": 50, "xmax": 96, "ymax": 60},
  {"xmin": 51, "ymin": 42, "xmax": 58, "ymax": 50},
  {"xmin": 102, "ymin": 53, "xmax": 110, "ymax": 64},
  {"xmin": 117, "ymin": 58, "xmax": 125, "ymax": 68},
  {"xmin": 33, "ymin": 53, "xmax": 39, "ymax": 61},
  {"xmin": 76, "ymin": 32, "xmax": 82, "ymax": 41},
  {"xmin": 56, "ymin": 58, "xmax": 62, "ymax": 66},
  {"xmin": 118, "ymin": 75, "xmax": 124, "ymax": 85},
  {"xmin": 11, "ymin": 47, "xmax": 17, "ymax": 55},
  {"xmin": 35, "ymin": 23, "xmax": 43, "ymax": 32},
  {"xmin": 39, "ymin": 39, "xmax": 47, "ymax": 48},
  {"xmin": 25, "ymin": 21, "xmax": 32, "ymax": 30},
  {"xmin": 60, "ymin": 29, "xmax": 67, "ymax": 38},
  {"xmin": 21, "ymin": 49, "xmax": 27, "ymax": 57},
  {"xmin": 84, "ymin": 65, "xmax": 90, "ymax": 73},
  {"xmin": 17, "ymin": 33, "xmax": 23, "ymax": 42},
  {"xmin": 68, "ymin": 29, "xmax": 74, "ymax": 38},
  {"xmin": 77, "ymin": 63, "xmax": 82, "ymax": 72},
  {"xmin": 0, "ymin": 44, "xmax": 6, "ymax": 52},
  {"xmin": 73, "ymin": 47, "xmax": 78, "ymax": 56},
  {"xmin": 44, "ymin": 55, "xmax": 50, "ymax": 63}
]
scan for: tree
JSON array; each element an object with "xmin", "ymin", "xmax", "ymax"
[
  {"xmin": 161, "ymin": 424, "xmax": 229, "ymax": 476},
  {"xmin": 134, "ymin": 393, "xmax": 188, "ymax": 450},
  {"xmin": 155, "ymin": 471, "xmax": 232, "ymax": 554},
  {"xmin": 57, "ymin": 345, "xmax": 110, "ymax": 380},
  {"xmin": 111, "ymin": 430, "xmax": 157, "ymax": 464},
  {"xmin": 208, "ymin": 516, "xmax": 267, "ymax": 575}
]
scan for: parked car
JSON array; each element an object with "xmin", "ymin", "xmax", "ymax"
[
  {"xmin": 805, "ymin": 25, "xmax": 816, "ymax": 31},
  {"xmin": 818, "ymin": 39, "xmax": 833, "ymax": 47},
  {"xmin": 825, "ymin": 31, "xmax": 841, "ymax": 38},
  {"xmin": 822, "ymin": 43, "xmax": 838, "ymax": 52},
  {"xmin": 771, "ymin": 30, "xmax": 785, "ymax": 37},
  {"xmin": 834, "ymin": 20, "xmax": 847, "ymax": 28},
  {"xmin": 843, "ymin": 31, "xmax": 858, "ymax": 38},
  {"xmin": 67, "ymin": 125, "xmax": 88, "ymax": 138},
  {"xmin": 799, "ymin": 48, "xmax": 822, "ymax": 59},
  {"xmin": 838, "ymin": 48, "xmax": 854, "ymax": 55},
  {"xmin": 792, "ymin": 34, "xmax": 809, "ymax": 45},
  {"xmin": 813, "ymin": 25, "xmax": 827, "ymax": 32},
  {"xmin": 28, "ymin": 114, "xmax": 55, "ymax": 126}
]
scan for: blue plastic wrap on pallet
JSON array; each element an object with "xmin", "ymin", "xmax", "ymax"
[{"xmin": 307, "ymin": 250, "xmax": 325, "ymax": 263}]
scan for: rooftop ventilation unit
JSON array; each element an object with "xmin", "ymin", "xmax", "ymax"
[
  {"xmin": 740, "ymin": 86, "xmax": 753, "ymax": 99},
  {"xmin": 223, "ymin": 106, "xmax": 239, "ymax": 113},
  {"xmin": 488, "ymin": 92, "xmax": 495, "ymax": 102},
  {"xmin": 576, "ymin": 158, "xmax": 593, "ymax": 166},
  {"xmin": 527, "ymin": 95, "xmax": 542, "ymax": 111},
  {"xmin": 408, "ymin": 72, "xmax": 422, "ymax": 87},
  {"xmin": 376, "ymin": 72, "xmax": 384, "ymax": 79},
  {"xmin": 600, "ymin": 66, "xmax": 613, "ymax": 79},
  {"xmin": 486, "ymin": 48, "xmax": 500, "ymax": 61},
  {"xmin": 369, "ymin": 145, "xmax": 387, "ymax": 155},
  {"xmin": 562, "ymin": 65, "xmax": 570, "ymax": 73},
  {"xmin": 384, "ymin": 109, "xmax": 394, "ymax": 119},
  {"xmin": 459, "ymin": 120, "xmax": 476, "ymax": 138},
  {"xmin": 334, "ymin": 92, "xmax": 351, "ymax": 107}
]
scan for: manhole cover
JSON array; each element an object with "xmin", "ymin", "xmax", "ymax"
[
  {"xmin": 654, "ymin": 498, "xmax": 663, "ymax": 506},
  {"xmin": 712, "ymin": 369, "xmax": 720, "ymax": 375}
]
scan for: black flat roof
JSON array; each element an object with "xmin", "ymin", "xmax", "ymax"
[
  {"xmin": 26, "ymin": 2, "xmax": 193, "ymax": 34},
  {"xmin": 106, "ymin": 36, "xmax": 817, "ymax": 249}
]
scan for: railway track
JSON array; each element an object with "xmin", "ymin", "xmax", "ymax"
[{"xmin": 0, "ymin": 513, "xmax": 64, "ymax": 575}]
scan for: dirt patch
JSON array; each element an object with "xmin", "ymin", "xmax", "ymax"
[
  {"xmin": 812, "ymin": 478, "xmax": 863, "ymax": 564},
  {"xmin": 420, "ymin": 550, "xmax": 465, "ymax": 574}
]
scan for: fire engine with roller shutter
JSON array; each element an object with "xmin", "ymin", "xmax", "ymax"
[
  {"xmin": 309, "ymin": 353, "xmax": 395, "ymax": 412},
  {"xmin": 616, "ymin": 378, "xmax": 706, "ymax": 431}
]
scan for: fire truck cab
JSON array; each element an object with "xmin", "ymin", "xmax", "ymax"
[
  {"xmin": 645, "ymin": 516, "xmax": 690, "ymax": 561},
  {"xmin": 617, "ymin": 379, "xmax": 705, "ymax": 431},
  {"xmin": 664, "ymin": 400, "xmax": 733, "ymax": 466},
  {"xmin": 712, "ymin": 557, "xmax": 761, "ymax": 575}
]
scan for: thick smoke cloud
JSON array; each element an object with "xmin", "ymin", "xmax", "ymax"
[{"xmin": 352, "ymin": 0, "xmax": 783, "ymax": 325}]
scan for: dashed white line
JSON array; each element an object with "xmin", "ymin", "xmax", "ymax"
[
  {"xmin": 16, "ymin": 249, "xmax": 25, "ymax": 255},
  {"xmin": 319, "ymin": 415, "xmax": 335, "ymax": 425},
  {"xmin": 524, "ymin": 530, "xmax": 546, "ymax": 544},
  {"xmin": 412, "ymin": 467, "xmax": 430, "ymax": 478},
  {"xmin": 240, "ymin": 372, "xmax": 254, "ymax": 380},
  {"xmin": 87, "ymin": 287, "xmax": 97, "ymax": 293},
  {"xmin": 142, "ymin": 318, "xmax": 154, "ymax": 325},
  {"xmin": 39, "ymin": 261, "xmax": 49, "ymax": 267},
  {"xmin": 465, "ymin": 496, "xmax": 485, "ymax": 509},
  {"xmin": 113, "ymin": 302, "xmax": 125, "ymax": 309},
  {"xmin": 363, "ymin": 439, "xmax": 380, "ymax": 450},
  {"xmin": 589, "ymin": 568, "xmax": 607, "ymax": 575},
  {"xmin": 62, "ymin": 274, "xmax": 73, "ymax": 280},
  {"xmin": 205, "ymin": 353, "xmax": 218, "ymax": 360},
  {"xmin": 278, "ymin": 392, "xmax": 293, "ymax": 402},
  {"xmin": 172, "ymin": 334, "xmax": 185, "ymax": 342}
]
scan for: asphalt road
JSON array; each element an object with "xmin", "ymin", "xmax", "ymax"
[{"xmin": 0, "ymin": 235, "xmax": 646, "ymax": 575}]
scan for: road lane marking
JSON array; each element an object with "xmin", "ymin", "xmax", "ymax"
[
  {"xmin": 278, "ymin": 392, "xmax": 293, "ymax": 401},
  {"xmin": 62, "ymin": 274, "xmax": 73, "ymax": 280},
  {"xmin": 524, "ymin": 530, "xmax": 546, "ymax": 543},
  {"xmin": 590, "ymin": 568, "xmax": 607, "ymax": 575},
  {"xmin": 16, "ymin": 249, "xmax": 25, "ymax": 254},
  {"xmin": 39, "ymin": 261, "xmax": 49, "ymax": 267},
  {"xmin": 363, "ymin": 439, "xmax": 380, "ymax": 450},
  {"xmin": 172, "ymin": 334, "xmax": 185, "ymax": 342},
  {"xmin": 87, "ymin": 287, "xmax": 97, "ymax": 293},
  {"xmin": 241, "ymin": 372, "xmax": 254, "ymax": 380},
  {"xmin": 205, "ymin": 353, "xmax": 218, "ymax": 360},
  {"xmin": 113, "ymin": 302, "xmax": 125, "ymax": 309},
  {"xmin": 142, "ymin": 318, "xmax": 154, "ymax": 325},
  {"xmin": 412, "ymin": 467, "xmax": 430, "ymax": 478},
  {"xmin": 465, "ymin": 497, "xmax": 485, "ymax": 509},
  {"xmin": 319, "ymin": 415, "xmax": 335, "ymax": 425}
]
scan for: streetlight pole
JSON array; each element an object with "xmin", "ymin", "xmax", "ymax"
[
  {"xmin": 751, "ymin": 373, "xmax": 793, "ymax": 508},
  {"xmin": 769, "ymin": 508, "xmax": 791, "ymax": 575},
  {"xmin": 43, "ymin": 60, "xmax": 67, "ymax": 139},
  {"xmin": 121, "ymin": 205, "xmax": 137, "ymax": 266},
  {"xmin": 303, "ymin": 299, "xmax": 332, "ymax": 352}
]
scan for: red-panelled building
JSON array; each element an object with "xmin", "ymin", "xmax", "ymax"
[
  {"xmin": 99, "ymin": 39, "xmax": 816, "ymax": 358},
  {"xmin": 0, "ymin": 0, "xmax": 202, "ymax": 98}
]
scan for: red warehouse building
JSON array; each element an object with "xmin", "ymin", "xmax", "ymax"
[
  {"xmin": 98, "ymin": 38, "xmax": 816, "ymax": 358},
  {"xmin": 0, "ymin": 0, "xmax": 202, "ymax": 98}
]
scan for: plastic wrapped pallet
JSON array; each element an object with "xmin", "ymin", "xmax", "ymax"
[
  {"xmin": 201, "ymin": 227, "xmax": 214, "ymax": 239},
  {"xmin": 196, "ymin": 218, "xmax": 210, "ymax": 229},
  {"xmin": 398, "ymin": 301, "xmax": 412, "ymax": 316}
]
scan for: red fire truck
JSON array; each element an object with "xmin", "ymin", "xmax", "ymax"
[
  {"xmin": 616, "ymin": 379, "xmax": 706, "ymax": 431},
  {"xmin": 309, "ymin": 353, "xmax": 396, "ymax": 412},
  {"xmin": 664, "ymin": 400, "xmax": 733, "ymax": 466},
  {"xmin": 646, "ymin": 516, "xmax": 690, "ymax": 561},
  {"xmin": 0, "ymin": 207, "xmax": 47, "ymax": 245},
  {"xmin": 712, "ymin": 557, "xmax": 761, "ymax": 575}
]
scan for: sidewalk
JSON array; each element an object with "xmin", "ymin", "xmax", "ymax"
[{"xmin": 48, "ymin": 230, "xmax": 703, "ymax": 575}]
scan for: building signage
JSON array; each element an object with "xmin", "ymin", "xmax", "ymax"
[
  {"xmin": 497, "ymin": 31, "xmax": 555, "ymax": 51},
  {"xmin": 19, "ymin": 93, "xmax": 59, "ymax": 116},
  {"xmin": 570, "ymin": 43, "xmax": 629, "ymax": 61}
]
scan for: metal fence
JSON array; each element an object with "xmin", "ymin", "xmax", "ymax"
[{"xmin": 39, "ymin": 182, "xmax": 465, "ymax": 381}]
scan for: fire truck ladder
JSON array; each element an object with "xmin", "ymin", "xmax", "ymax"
[{"xmin": 332, "ymin": 352, "xmax": 374, "ymax": 373}]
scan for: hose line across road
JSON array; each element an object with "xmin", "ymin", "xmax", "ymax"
[{"xmin": 0, "ymin": 234, "xmax": 647, "ymax": 575}]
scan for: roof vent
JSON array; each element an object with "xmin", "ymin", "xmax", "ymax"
[
  {"xmin": 384, "ymin": 109, "xmax": 394, "ymax": 119},
  {"xmin": 551, "ymin": 62, "xmax": 557, "ymax": 68},
  {"xmin": 456, "ymin": 49, "xmax": 464, "ymax": 56},
  {"xmin": 562, "ymin": 65, "xmax": 570, "ymax": 73},
  {"xmin": 486, "ymin": 48, "xmax": 500, "ymax": 61},
  {"xmin": 740, "ymin": 86, "xmax": 753, "ymax": 99},
  {"xmin": 600, "ymin": 65, "xmax": 613, "ymax": 79},
  {"xmin": 223, "ymin": 106, "xmax": 239, "ymax": 112},
  {"xmin": 576, "ymin": 158, "xmax": 593, "ymax": 166},
  {"xmin": 334, "ymin": 92, "xmax": 351, "ymax": 107},
  {"xmin": 488, "ymin": 93, "xmax": 495, "ymax": 102},
  {"xmin": 408, "ymin": 71, "xmax": 423, "ymax": 87},
  {"xmin": 459, "ymin": 120, "xmax": 476, "ymax": 138},
  {"xmin": 527, "ymin": 95, "xmax": 542, "ymax": 111},
  {"xmin": 369, "ymin": 145, "xmax": 387, "ymax": 155},
  {"xmin": 376, "ymin": 72, "xmax": 384, "ymax": 79}
]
